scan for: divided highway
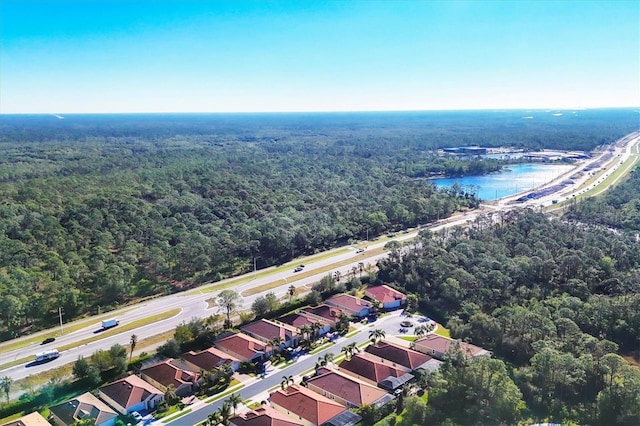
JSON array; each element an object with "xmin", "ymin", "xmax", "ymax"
[{"xmin": 1, "ymin": 131, "xmax": 638, "ymax": 384}]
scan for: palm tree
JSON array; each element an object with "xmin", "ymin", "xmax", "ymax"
[
  {"xmin": 334, "ymin": 270, "xmax": 342, "ymax": 283},
  {"xmin": 310, "ymin": 321, "xmax": 323, "ymax": 339},
  {"xmin": 280, "ymin": 375, "xmax": 294, "ymax": 390},
  {"xmin": 0, "ymin": 376, "xmax": 12, "ymax": 402},
  {"xmin": 164, "ymin": 384, "xmax": 179, "ymax": 405},
  {"xmin": 129, "ymin": 334, "xmax": 138, "ymax": 362},
  {"xmin": 217, "ymin": 401, "xmax": 232, "ymax": 426},
  {"xmin": 415, "ymin": 325, "xmax": 428, "ymax": 338},
  {"xmin": 369, "ymin": 329, "xmax": 386, "ymax": 344},
  {"xmin": 288, "ymin": 285, "xmax": 296, "ymax": 303},
  {"xmin": 299, "ymin": 324, "xmax": 312, "ymax": 341},
  {"xmin": 319, "ymin": 352, "xmax": 334, "ymax": 367},
  {"xmin": 227, "ymin": 393, "xmax": 242, "ymax": 415},
  {"xmin": 342, "ymin": 342, "xmax": 360, "ymax": 360},
  {"xmin": 269, "ymin": 336, "xmax": 284, "ymax": 353},
  {"xmin": 358, "ymin": 262, "xmax": 365, "ymax": 278}
]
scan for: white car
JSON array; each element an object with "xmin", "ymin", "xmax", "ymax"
[{"xmin": 131, "ymin": 411, "xmax": 143, "ymax": 422}]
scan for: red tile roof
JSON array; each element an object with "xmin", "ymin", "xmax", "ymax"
[
  {"xmin": 338, "ymin": 352, "xmax": 410, "ymax": 384},
  {"xmin": 241, "ymin": 319, "xmax": 298, "ymax": 343},
  {"xmin": 140, "ymin": 359, "xmax": 198, "ymax": 389},
  {"xmin": 270, "ymin": 385, "xmax": 345, "ymax": 425},
  {"xmin": 364, "ymin": 285, "xmax": 406, "ymax": 304},
  {"xmin": 230, "ymin": 405, "xmax": 301, "ymax": 426},
  {"xmin": 215, "ymin": 333, "xmax": 267, "ymax": 361},
  {"xmin": 181, "ymin": 347, "xmax": 240, "ymax": 371},
  {"xmin": 326, "ymin": 294, "xmax": 372, "ymax": 314},
  {"xmin": 365, "ymin": 341, "xmax": 433, "ymax": 370},
  {"xmin": 302, "ymin": 305, "xmax": 343, "ymax": 323},
  {"xmin": 307, "ymin": 367, "xmax": 389, "ymax": 407},
  {"xmin": 414, "ymin": 334, "xmax": 487, "ymax": 357},
  {"xmin": 276, "ymin": 312, "xmax": 332, "ymax": 330},
  {"xmin": 99, "ymin": 374, "xmax": 162, "ymax": 410}
]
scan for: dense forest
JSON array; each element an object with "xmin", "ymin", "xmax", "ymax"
[
  {"xmin": 377, "ymin": 205, "xmax": 640, "ymax": 424},
  {"xmin": 0, "ymin": 109, "xmax": 637, "ymax": 340}
]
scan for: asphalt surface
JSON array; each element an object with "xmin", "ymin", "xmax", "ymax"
[{"xmin": 1, "ymin": 131, "xmax": 638, "ymax": 385}]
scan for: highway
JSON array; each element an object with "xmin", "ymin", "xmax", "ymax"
[{"xmin": 1, "ymin": 130, "xmax": 638, "ymax": 384}]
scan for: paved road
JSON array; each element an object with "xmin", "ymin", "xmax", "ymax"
[
  {"xmin": 167, "ymin": 311, "xmax": 409, "ymax": 426},
  {"xmin": 1, "ymin": 131, "xmax": 638, "ymax": 383}
]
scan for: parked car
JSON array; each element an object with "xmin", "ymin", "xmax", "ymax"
[{"xmin": 131, "ymin": 411, "xmax": 143, "ymax": 422}]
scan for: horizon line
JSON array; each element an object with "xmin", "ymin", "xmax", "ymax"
[{"xmin": 1, "ymin": 105, "xmax": 639, "ymax": 116}]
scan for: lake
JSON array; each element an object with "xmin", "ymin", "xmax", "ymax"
[{"xmin": 431, "ymin": 163, "xmax": 576, "ymax": 201}]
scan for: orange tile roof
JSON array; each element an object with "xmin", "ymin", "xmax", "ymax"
[
  {"xmin": 326, "ymin": 294, "xmax": 372, "ymax": 314},
  {"xmin": 414, "ymin": 334, "xmax": 486, "ymax": 357},
  {"xmin": 270, "ymin": 385, "xmax": 345, "ymax": 425}
]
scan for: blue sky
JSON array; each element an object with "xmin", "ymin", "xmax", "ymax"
[{"xmin": 1, "ymin": 0, "xmax": 638, "ymax": 113}]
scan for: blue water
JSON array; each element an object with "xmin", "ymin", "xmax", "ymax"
[{"xmin": 431, "ymin": 163, "xmax": 575, "ymax": 201}]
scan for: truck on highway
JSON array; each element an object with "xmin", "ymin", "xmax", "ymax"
[
  {"xmin": 101, "ymin": 318, "xmax": 119, "ymax": 329},
  {"xmin": 35, "ymin": 349, "xmax": 60, "ymax": 362}
]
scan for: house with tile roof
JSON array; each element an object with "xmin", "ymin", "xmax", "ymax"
[
  {"xmin": 306, "ymin": 367, "xmax": 391, "ymax": 408},
  {"xmin": 241, "ymin": 319, "xmax": 300, "ymax": 348},
  {"xmin": 413, "ymin": 334, "xmax": 491, "ymax": 360},
  {"xmin": 300, "ymin": 305, "xmax": 343, "ymax": 327},
  {"xmin": 338, "ymin": 352, "xmax": 411, "ymax": 386},
  {"xmin": 365, "ymin": 341, "xmax": 441, "ymax": 372},
  {"xmin": 363, "ymin": 285, "xmax": 407, "ymax": 310},
  {"xmin": 325, "ymin": 294, "xmax": 372, "ymax": 318},
  {"xmin": 49, "ymin": 392, "xmax": 118, "ymax": 426},
  {"xmin": 229, "ymin": 405, "xmax": 301, "ymax": 426},
  {"xmin": 98, "ymin": 374, "xmax": 163, "ymax": 415},
  {"xmin": 276, "ymin": 312, "xmax": 332, "ymax": 337},
  {"xmin": 269, "ymin": 384, "xmax": 346, "ymax": 426},
  {"xmin": 214, "ymin": 332, "xmax": 269, "ymax": 363},
  {"xmin": 181, "ymin": 346, "xmax": 241, "ymax": 373},
  {"xmin": 3, "ymin": 412, "xmax": 52, "ymax": 426},
  {"xmin": 139, "ymin": 359, "xmax": 199, "ymax": 397}
]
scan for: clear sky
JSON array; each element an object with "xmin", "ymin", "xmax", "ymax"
[{"xmin": 1, "ymin": 0, "xmax": 638, "ymax": 113}]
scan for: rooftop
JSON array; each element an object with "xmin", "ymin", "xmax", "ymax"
[
  {"xmin": 215, "ymin": 332, "xmax": 267, "ymax": 360},
  {"xmin": 338, "ymin": 352, "xmax": 410, "ymax": 384},
  {"xmin": 49, "ymin": 392, "xmax": 117, "ymax": 426},
  {"xmin": 326, "ymin": 294, "xmax": 373, "ymax": 314},
  {"xmin": 99, "ymin": 374, "xmax": 162, "ymax": 410},
  {"xmin": 414, "ymin": 334, "xmax": 489, "ymax": 358},
  {"xmin": 140, "ymin": 359, "xmax": 198, "ymax": 389},
  {"xmin": 308, "ymin": 367, "xmax": 389, "ymax": 407},
  {"xmin": 241, "ymin": 319, "xmax": 298, "ymax": 343},
  {"xmin": 181, "ymin": 346, "xmax": 240, "ymax": 371},
  {"xmin": 365, "ymin": 341, "xmax": 433, "ymax": 370},
  {"xmin": 270, "ymin": 384, "xmax": 346, "ymax": 425},
  {"xmin": 229, "ymin": 405, "xmax": 301, "ymax": 426},
  {"xmin": 364, "ymin": 285, "xmax": 407, "ymax": 305}
]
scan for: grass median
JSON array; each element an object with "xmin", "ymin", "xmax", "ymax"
[
  {"xmin": 241, "ymin": 249, "xmax": 383, "ymax": 297},
  {"xmin": 0, "ymin": 308, "xmax": 181, "ymax": 371}
]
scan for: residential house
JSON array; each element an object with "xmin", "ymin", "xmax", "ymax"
[
  {"xmin": 270, "ymin": 384, "xmax": 346, "ymax": 426},
  {"xmin": 306, "ymin": 367, "xmax": 391, "ymax": 408},
  {"xmin": 3, "ymin": 412, "xmax": 51, "ymax": 426},
  {"xmin": 338, "ymin": 352, "xmax": 411, "ymax": 386},
  {"xmin": 181, "ymin": 346, "xmax": 241, "ymax": 373},
  {"xmin": 413, "ymin": 334, "xmax": 491, "ymax": 360},
  {"xmin": 139, "ymin": 359, "xmax": 199, "ymax": 397},
  {"xmin": 325, "ymin": 294, "xmax": 372, "ymax": 318},
  {"xmin": 49, "ymin": 392, "xmax": 117, "ymax": 426},
  {"xmin": 241, "ymin": 319, "xmax": 300, "ymax": 348},
  {"xmin": 365, "ymin": 341, "xmax": 442, "ymax": 372},
  {"xmin": 276, "ymin": 312, "xmax": 332, "ymax": 337},
  {"xmin": 300, "ymin": 305, "xmax": 344, "ymax": 327},
  {"xmin": 363, "ymin": 285, "xmax": 407, "ymax": 310},
  {"xmin": 214, "ymin": 332, "xmax": 269, "ymax": 363},
  {"xmin": 229, "ymin": 405, "xmax": 301, "ymax": 426},
  {"xmin": 98, "ymin": 374, "xmax": 163, "ymax": 415}
]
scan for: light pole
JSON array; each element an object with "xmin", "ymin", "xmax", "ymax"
[{"xmin": 58, "ymin": 307, "xmax": 64, "ymax": 335}]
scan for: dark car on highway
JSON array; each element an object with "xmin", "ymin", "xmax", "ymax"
[{"xmin": 41, "ymin": 337, "xmax": 56, "ymax": 345}]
